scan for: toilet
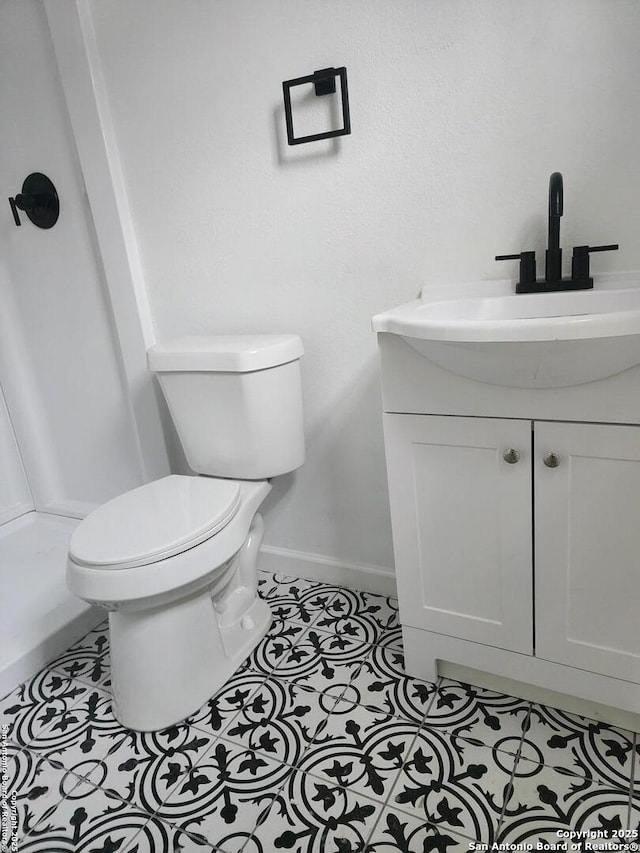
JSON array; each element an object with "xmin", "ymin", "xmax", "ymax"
[{"xmin": 67, "ymin": 335, "xmax": 304, "ymax": 732}]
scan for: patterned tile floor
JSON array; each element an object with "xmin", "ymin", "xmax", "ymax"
[{"xmin": 1, "ymin": 572, "xmax": 639, "ymax": 852}]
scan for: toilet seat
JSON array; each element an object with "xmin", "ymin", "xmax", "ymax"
[
  {"xmin": 70, "ymin": 475, "xmax": 241, "ymax": 570},
  {"xmin": 67, "ymin": 479, "xmax": 271, "ymax": 608}
]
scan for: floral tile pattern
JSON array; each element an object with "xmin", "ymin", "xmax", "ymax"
[
  {"xmin": 497, "ymin": 756, "xmax": 633, "ymax": 842},
  {"xmin": 5, "ymin": 571, "xmax": 638, "ymax": 851},
  {"xmin": 222, "ymin": 677, "xmax": 336, "ymax": 767},
  {"xmin": 26, "ymin": 686, "xmax": 127, "ymax": 776},
  {"xmin": 424, "ymin": 678, "xmax": 532, "ymax": 755},
  {"xmin": 0, "ymin": 745, "xmax": 83, "ymax": 845},
  {"xmin": 375, "ymin": 626, "xmax": 403, "ymax": 651},
  {"xmin": 389, "ymin": 729, "xmax": 517, "ymax": 842},
  {"xmin": 48, "ymin": 620, "xmax": 111, "ymax": 688},
  {"xmin": 185, "ymin": 669, "xmax": 267, "ymax": 737},
  {"xmin": 299, "ymin": 699, "xmax": 421, "ymax": 801},
  {"xmin": 258, "ymin": 571, "xmax": 337, "ymax": 626},
  {"xmin": 17, "ymin": 777, "xmax": 194, "ymax": 852},
  {"xmin": 340, "ymin": 644, "xmax": 437, "ymax": 723},
  {"xmin": 315, "ymin": 589, "xmax": 400, "ymax": 646},
  {"xmin": 121, "ymin": 816, "xmax": 219, "ymax": 852},
  {"xmin": 366, "ymin": 806, "xmax": 473, "ymax": 852},
  {"xmin": 0, "ymin": 669, "xmax": 88, "ymax": 748},
  {"xmin": 84, "ymin": 722, "xmax": 218, "ymax": 815},
  {"xmin": 272, "ymin": 627, "xmax": 372, "ymax": 696},
  {"xmin": 155, "ymin": 736, "xmax": 294, "ymax": 849},
  {"xmin": 241, "ymin": 618, "xmax": 307, "ymax": 677},
  {"xmin": 520, "ymin": 703, "xmax": 637, "ymax": 788},
  {"xmin": 247, "ymin": 769, "xmax": 383, "ymax": 853}
]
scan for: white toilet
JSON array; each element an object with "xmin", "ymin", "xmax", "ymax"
[{"xmin": 67, "ymin": 335, "xmax": 304, "ymax": 732}]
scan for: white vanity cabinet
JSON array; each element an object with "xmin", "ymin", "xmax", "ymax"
[
  {"xmin": 385, "ymin": 412, "xmax": 640, "ymax": 692},
  {"xmin": 376, "ymin": 327, "xmax": 640, "ymax": 722},
  {"xmin": 534, "ymin": 420, "xmax": 640, "ymax": 683},
  {"xmin": 374, "ymin": 274, "xmax": 640, "ymax": 723},
  {"xmin": 383, "ymin": 414, "xmax": 533, "ymax": 655}
]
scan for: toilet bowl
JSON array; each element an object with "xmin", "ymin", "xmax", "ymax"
[
  {"xmin": 68, "ymin": 476, "xmax": 272, "ymax": 731},
  {"xmin": 66, "ymin": 335, "xmax": 305, "ymax": 732}
]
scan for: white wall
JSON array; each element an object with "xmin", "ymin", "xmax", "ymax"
[
  {"xmin": 88, "ymin": 0, "xmax": 640, "ymax": 574},
  {"xmin": 0, "ymin": 382, "xmax": 32, "ymax": 525},
  {"xmin": 0, "ymin": 1, "xmax": 144, "ymax": 517}
]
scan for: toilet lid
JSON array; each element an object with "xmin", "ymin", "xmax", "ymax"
[{"xmin": 70, "ymin": 475, "xmax": 241, "ymax": 569}]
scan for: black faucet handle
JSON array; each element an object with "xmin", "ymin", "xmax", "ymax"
[
  {"xmin": 588, "ymin": 244, "xmax": 619, "ymax": 254},
  {"xmin": 8, "ymin": 196, "xmax": 21, "ymax": 226},
  {"xmin": 571, "ymin": 244, "xmax": 619, "ymax": 282},
  {"xmin": 495, "ymin": 251, "xmax": 536, "ymax": 286}
]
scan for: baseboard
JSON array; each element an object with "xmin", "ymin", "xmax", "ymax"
[{"xmin": 259, "ymin": 545, "xmax": 397, "ymax": 598}]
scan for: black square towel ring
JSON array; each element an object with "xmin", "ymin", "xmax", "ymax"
[{"xmin": 282, "ymin": 66, "xmax": 351, "ymax": 146}]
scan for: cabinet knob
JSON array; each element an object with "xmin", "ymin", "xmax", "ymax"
[
  {"xmin": 543, "ymin": 452, "xmax": 561, "ymax": 468},
  {"xmin": 503, "ymin": 448, "xmax": 520, "ymax": 464}
]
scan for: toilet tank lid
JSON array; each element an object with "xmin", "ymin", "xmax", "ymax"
[{"xmin": 147, "ymin": 334, "xmax": 303, "ymax": 373}]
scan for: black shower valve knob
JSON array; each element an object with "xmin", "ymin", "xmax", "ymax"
[
  {"xmin": 9, "ymin": 193, "xmax": 39, "ymax": 226},
  {"xmin": 15, "ymin": 193, "xmax": 37, "ymax": 211},
  {"xmin": 8, "ymin": 172, "xmax": 59, "ymax": 229}
]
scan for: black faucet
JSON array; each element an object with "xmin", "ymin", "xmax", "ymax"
[
  {"xmin": 496, "ymin": 171, "xmax": 619, "ymax": 293},
  {"xmin": 546, "ymin": 171, "xmax": 563, "ymax": 283}
]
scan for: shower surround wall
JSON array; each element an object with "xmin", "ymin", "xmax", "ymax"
[
  {"xmin": 0, "ymin": 383, "xmax": 32, "ymax": 526},
  {"xmin": 0, "ymin": 1, "xmax": 161, "ymax": 695},
  {"xmin": 85, "ymin": 0, "xmax": 640, "ymax": 590}
]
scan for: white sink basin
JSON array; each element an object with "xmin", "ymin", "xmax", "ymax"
[{"xmin": 372, "ymin": 275, "xmax": 640, "ymax": 388}]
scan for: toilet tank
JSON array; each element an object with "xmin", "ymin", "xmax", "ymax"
[{"xmin": 147, "ymin": 335, "xmax": 305, "ymax": 479}]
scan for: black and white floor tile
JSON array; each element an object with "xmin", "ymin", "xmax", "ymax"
[
  {"xmin": 257, "ymin": 573, "xmax": 337, "ymax": 627},
  {"xmin": 389, "ymin": 728, "xmax": 517, "ymax": 843},
  {"xmin": 341, "ymin": 645, "xmax": 437, "ymax": 722},
  {"xmin": 2, "ymin": 743, "xmax": 82, "ymax": 845},
  {"xmin": 26, "ymin": 686, "xmax": 126, "ymax": 775},
  {"xmin": 0, "ymin": 669, "xmax": 89, "ymax": 747},
  {"xmin": 248, "ymin": 768, "xmax": 383, "ymax": 852},
  {"xmin": 84, "ymin": 721, "xmax": 219, "ymax": 815},
  {"xmin": 2, "ymin": 570, "xmax": 638, "ymax": 852},
  {"xmin": 16, "ymin": 775, "xmax": 215, "ymax": 852},
  {"xmin": 519, "ymin": 702, "xmax": 638, "ymax": 787},
  {"xmin": 314, "ymin": 589, "xmax": 401, "ymax": 646},
  {"xmin": 299, "ymin": 699, "xmax": 421, "ymax": 801},
  {"xmin": 366, "ymin": 806, "xmax": 473, "ymax": 852},
  {"xmin": 155, "ymin": 736, "xmax": 295, "ymax": 849},
  {"xmin": 48, "ymin": 621, "xmax": 111, "ymax": 689},
  {"xmin": 222, "ymin": 677, "xmax": 336, "ymax": 767},
  {"xmin": 239, "ymin": 618, "xmax": 307, "ymax": 678},
  {"xmin": 270, "ymin": 627, "xmax": 372, "ymax": 696},
  {"xmin": 497, "ymin": 757, "xmax": 636, "ymax": 843},
  {"xmin": 423, "ymin": 678, "xmax": 531, "ymax": 755}
]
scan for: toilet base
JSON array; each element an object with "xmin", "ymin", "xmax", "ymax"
[{"xmin": 108, "ymin": 588, "xmax": 271, "ymax": 732}]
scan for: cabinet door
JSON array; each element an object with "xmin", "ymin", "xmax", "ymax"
[
  {"xmin": 535, "ymin": 421, "xmax": 640, "ymax": 682},
  {"xmin": 383, "ymin": 414, "xmax": 532, "ymax": 653}
]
